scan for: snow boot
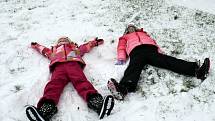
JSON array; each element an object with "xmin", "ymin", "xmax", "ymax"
[
  {"xmin": 196, "ymin": 58, "xmax": 210, "ymax": 81},
  {"xmin": 87, "ymin": 93, "xmax": 114, "ymax": 119},
  {"xmin": 26, "ymin": 101, "xmax": 58, "ymax": 121},
  {"xmin": 107, "ymin": 78, "xmax": 128, "ymax": 100}
]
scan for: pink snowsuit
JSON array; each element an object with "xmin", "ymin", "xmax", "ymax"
[{"xmin": 32, "ymin": 39, "xmax": 100, "ymax": 108}]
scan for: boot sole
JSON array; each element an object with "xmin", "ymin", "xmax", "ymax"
[
  {"xmin": 204, "ymin": 58, "xmax": 210, "ymax": 79},
  {"xmin": 107, "ymin": 78, "xmax": 124, "ymax": 100},
  {"xmin": 26, "ymin": 105, "xmax": 45, "ymax": 121},
  {"xmin": 201, "ymin": 58, "xmax": 210, "ymax": 81},
  {"xmin": 99, "ymin": 95, "xmax": 114, "ymax": 119}
]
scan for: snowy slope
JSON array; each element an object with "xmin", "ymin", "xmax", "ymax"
[{"xmin": 0, "ymin": 0, "xmax": 215, "ymax": 121}]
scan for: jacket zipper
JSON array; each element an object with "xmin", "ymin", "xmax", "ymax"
[
  {"xmin": 136, "ymin": 32, "xmax": 141, "ymax": 42},
  {"xmin": 63, "ymin": 44, "xmax": 67, "ymax": 60}
]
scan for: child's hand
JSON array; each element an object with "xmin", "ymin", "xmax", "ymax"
[
  {"xmin": 95, "ymin": 38, "xmax": 104, "ymax": 46},
  {"xmin": 31, "ymin": 42, "xmax": 38, "ymax": 48},
  {"xmin": 90, "ymin": 38, "xmax": 104, "ymax": 47},
  {"xmin": 115, "ymin": 60, "xmax": 126, "ymax": 65}
]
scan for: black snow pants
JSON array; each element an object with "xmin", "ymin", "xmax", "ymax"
[{"xmin": 120, "ymin": 45, "xmax": 199, "ymax": 92}]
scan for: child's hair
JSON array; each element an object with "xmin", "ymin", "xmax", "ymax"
[{"xmin": 123, "ymin": 24, "xmax": 139, "ymax": 35}]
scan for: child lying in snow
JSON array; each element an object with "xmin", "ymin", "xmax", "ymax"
[
  {"xmin": 107, "ymin": 24, "xmax": 210, "ymax": 100},
  {"xmin": 26, "ymin": 36, "xmax": 114, "ymax": 121}
]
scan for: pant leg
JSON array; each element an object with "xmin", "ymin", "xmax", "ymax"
[
  {"xmin": 37, "ymin": 64, "xmax": 69, "ymax": 108},
  {"xmin": 120, "ymin": 54, "xmax": 146, "ymax": 92},
  {"xmin": 147, "ymin": 52, "xmax": 199, "ymax": 76},
  {"xmin": 65, "ymin": 62, "xmax": 98, "ymax": 102}
]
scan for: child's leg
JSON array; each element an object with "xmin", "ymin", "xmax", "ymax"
[
  {"xmin": 147, "ymin": 52, "xmax": 199, "ymax": 76},
  {"xmin": 66, "ymin": 62, "xmax": 114, "ymax": 118},
  {"xmin": 66, "ymin": 62, "xmax": 98, "ymax": 101},
  {"xmin": 37, "ymin": 65, "xmax": 69, "ymax": 108},
  {"xmin": 27, "ymin": 64, "xmax": 69, "ymax": 121},
  {"xmin": 120, "ymin": 54, "xmax": 146, "ymax": 92}
]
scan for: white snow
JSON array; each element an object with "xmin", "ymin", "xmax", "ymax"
[
  {"xmin": 0, "ymin": 0, "xmax": 215, "ymax": 121},
  {"xmin": 169, "ymin": 0, "xmax": 215, "ymax": 14}
]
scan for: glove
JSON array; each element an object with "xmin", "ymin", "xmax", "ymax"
[
  {"xmin": 90, "ymin": 38, "xmax": 104, "ymax": 47},
  {"xmin": 94, "ymin": 37, "xmax": 104, "ymax": 46},
  {"xmin": 92, "ymin": 37, "xmax": 104, "ymax": 46},
  {"xmin": 31, "ymin": 42, "xmax": 38, "ymax": 48},
  {"xmin": 115, "ymin": 60, "xmax": 126, "ymax": 65}
]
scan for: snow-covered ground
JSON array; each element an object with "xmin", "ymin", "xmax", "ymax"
[
  {"xmin": 0, "ymin": 0, "xmax": 215, "ymax": 121},
  {"xmin": 169, "ymin": 0, "xmax": 215, "ymax": 14}
]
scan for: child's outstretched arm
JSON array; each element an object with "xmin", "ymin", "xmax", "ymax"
[
  {"xmin": 78, "ymin": 38, "xmax": 104, "ymax": 57},
  {"xmin": 31, "ymin": 42, "xmax": 52, "ymax": 59},
  {"xmin": 117, "ymin": 38, "xmax": 127, "ymax": 64}
]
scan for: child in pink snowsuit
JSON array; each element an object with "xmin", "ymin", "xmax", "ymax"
[{"xmin": 26, "ymin": 37, "xmax": 114, "ymax": 121}]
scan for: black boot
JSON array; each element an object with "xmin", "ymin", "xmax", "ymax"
[
  {"xmin": 87, "ymin": 93, "xmax": 114, "ymax": 119},
  {"xmin": 26, "ymin": 100, "xmax": 58, "ymax": 121},
  {"xmin": 107, "ymin": 78, "xmax": 128, "ymax": 100},
  {"xmin": 196, "ymin": 58, "xmax": 210, "ymax": 81}
]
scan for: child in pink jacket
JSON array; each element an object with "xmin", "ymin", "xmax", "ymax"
[
  {"xmin": 107, "ymin": 24, "xmax": 210, "ymax": 100},
  {"xmin": 26, "ymin": 37, "xmax": 114, "ymax": 121}
]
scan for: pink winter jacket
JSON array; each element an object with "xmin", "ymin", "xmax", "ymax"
[
  {"xmin": 117, "ymin": 28, "xmax": 162, "ymax": 61},
  {"xmin": 32, "ymin": 39, "xmax": 99, "ymax": 71}
]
